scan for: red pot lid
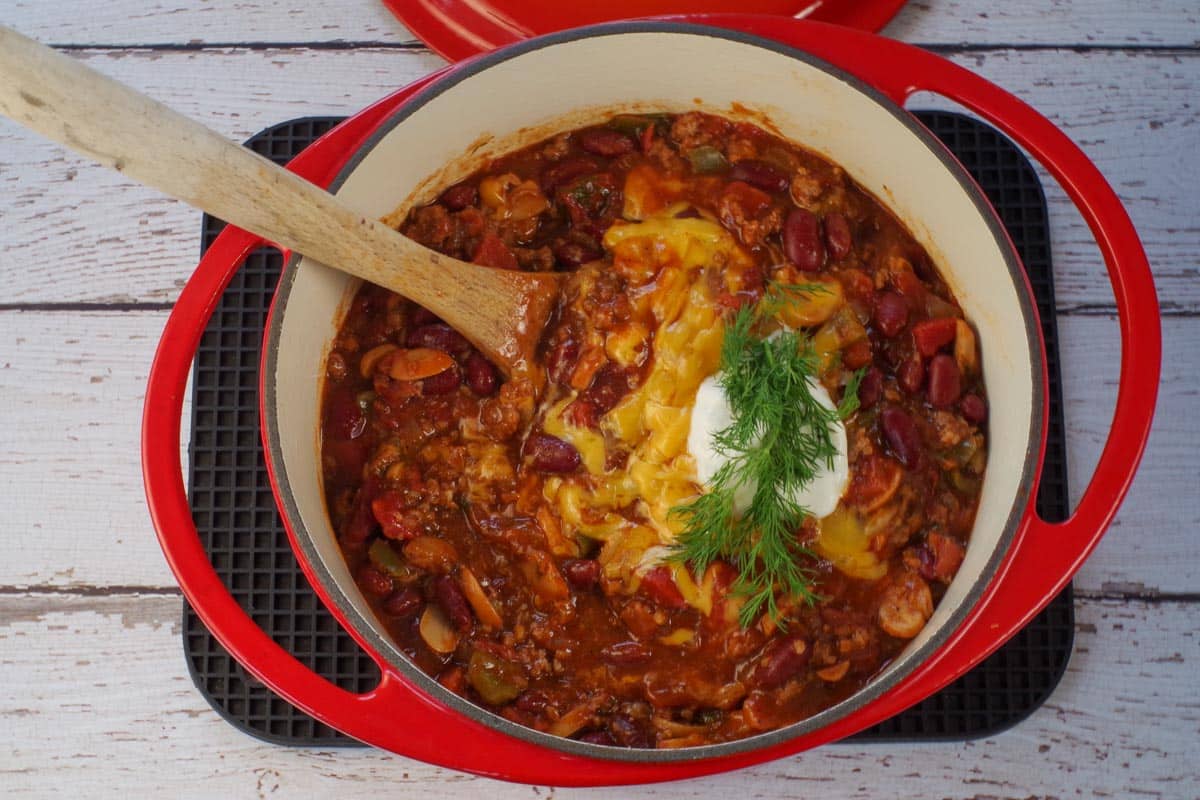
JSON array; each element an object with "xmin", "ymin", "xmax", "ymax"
[{"xmin": 387, "ymin": 0, "xmax": 909, "ymax": 62}]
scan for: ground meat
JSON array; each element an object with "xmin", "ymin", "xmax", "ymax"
[
  {"xmin": 514, "ymin": 245, "xmax": 555, "ymax": 272},
  {"xmin": 725, "ymin": 136, "xmax": 759, "ymax": 163},
  {"xmin": 790, "ymin": 168, "xmax": 825, "ymax": 209},
  {"xmin": 542, "ymin": 132, "xmax": 571, "ymax": 161},
  {"xmin": 404, "ymin": 204, "xmax": 453, "ymax": 249},
  {"xmin": 931, "ymin": 410, "xmax": 972, "ymax": 448},
  {"xmin": 670, "ymin": 111, "xmax": 732, "ymax": 151},
  {"xmin": 717, "ymin": 183, "xmax": 784, "ymax": 248},
  {"xmin": 645, "ymin": 136, "xmax": 686, "ymax": 173}
]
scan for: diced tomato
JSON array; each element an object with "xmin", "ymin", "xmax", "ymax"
[
  {"xmin": 639, "ymin": 566, "xmax": 688, "ymax": 610},
  {"xmin": 924, "ymin": 532, "xmax": 966, "ymax": 583},
  {"xmin": 842, "ymin": 338, "xmax": 873, "ymax": 369},
  {"xmin": 891, "ymin": 267, "xmax": 927, "ymax": 301},
  {"xmin": 912, "ymin": 317, "xmax": 958, "ymax": 358},
  {"xmin": 472, "ymin": 231, "xmax": 519, "ymax": 270},
  {"xmin": 846, "ymin": 454, "xmax": 903, "ymax": 512},
  {"xmin": 720, "ymin": 180, "xmax": 772, "ymax": 218},
  {"xmin": 640, "ymin": 122, "xmax": 655, "ymax": 155},
  {"xmin": 371, "ymin": 491, "xmax": 420, "ymax": 541}
]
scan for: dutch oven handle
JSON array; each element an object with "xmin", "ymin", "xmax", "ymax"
[
  {"xmin": 855, "ymin": 31, "xmax": 1160, "ymax": 643},
  {"xmin": 730, "ymin": 18, "xmax": 1162, "ymax": 659}
]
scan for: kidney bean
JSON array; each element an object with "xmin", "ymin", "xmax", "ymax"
[
  {"xmin": 873, "ymin": 291, "xmax": 909, "ymax": 338},
  {"xmin": 439, "ymin": 182, "xmax": 477, "ymax": 211},
  {"xmin": 639, "ymin": 565, "xmax": 687, "ymax": 609},
  {"xmin": 858, "ymin": 367, "xmax": 884, "ymax": 410},
  {"xmin": 880, "ymin": 406, "xmax": 922, "ymax": 468},
  {"xmin": 514, "ymin": 690, "xmax": 549, "ymax": 715},
  {"xmin": 465, "ymin": 351, "xmax": 498, "ymax": 396},
  {"xmin": 578, "ymin": 730, "xmax": 616, "ymax": 746},
  {"xmin": 410, "ymin": 306, "xmax": 441, "ymax": 327},
  {"xmin": 553, "ymin": 239, "xmax": 601, "ymax": 270},
  {"xmin": 524, "ymin": 432, "xmax": 582, "ymax": 473},
  {"xmin": 545, "ymin": 336, "xmax": 580, "ymax": 386},
  {"xmin": 751, "ymin": 635, "xmax": 811, "ymax": 689},
  {"xmin": 420, "ymin": 366, "xmax": 461, "ymax": 395},
  {"xmin": 914, "ymin": 543, "xmax": 937, "ymax": 581},
  {"xmin": 926, "ymin": 353, "xmax": 962, "ymax": 408},
  {"xmin": 562, "ymin": 558, "xmax": 601, "ymax": 589},
  {"xmin": 433, "ymin": 574, "xmax": 474, "ymax": 632},
  {"xmin": 407, "ymin": 323, "xmax": 470, "ymax": 355},
  {"xmin": 728, "ymin": 159, "xmax": 789, "ymax": 193},
  {"xmin": 578, "ymin": 128, "xmax": 636, "ymax": 157},
  {"xmin": 539, "ymin": 157, "xmax": 599, "ymax": 192},
  {"xmin": 581, "ymin": 363, "xmax": 630, "ymax": 417},
  {"xmin": 897, "ymin": 358, "xmax": 925, "ymax": 394},
  {"xmin": 824, "ymin": 212, "xmax": 853, "ymax": 260},
  {"xmin": 357, "ymin": 564, "xmax": 393, "ymax": 598},
  {"xmin": 600, "ymin": 640, "xmax": 653, "ymax": 665},
  {"xmin": 783, "ymin": 207, "xmax": 826, "ymax": 272},
  {"xmin": 608, "ymin": 714, "xmax": 654, "ymax": 748},
  {"xmin": 960, "ymin": 393, "xmax": 988, "ymax": 424},
  {"xmin": 382, "ymin": 587, "xmax": 423, "ymax": 618}
]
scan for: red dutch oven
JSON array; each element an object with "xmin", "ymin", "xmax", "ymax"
[{"xmin": 143, "ymin": 18, "xmax": 1159, "ymax": 786}]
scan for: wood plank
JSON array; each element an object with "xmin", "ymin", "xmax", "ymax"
[
  {"xmin": 0, "ymin": 310, "xmax": 1195, "ymax": 594},
  {"xmin": 4, "ymin": 0, "xmax": 1198, "ymax": 47},
  {"xmin": 1, "ymin": 592, "xmax": 1195, "ymax": 796},
  {"xmin": 0, "ymin": 47, "xmax": 1195, "ymax": 310}
]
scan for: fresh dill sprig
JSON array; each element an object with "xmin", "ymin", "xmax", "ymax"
[{"xmin": 671, "ymin": 284, "xmax": 863, "ymax": 628}]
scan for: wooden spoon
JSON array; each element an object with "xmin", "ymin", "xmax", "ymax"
[{"xmin": 0, "ymin": 25, "xmax": 560, "ymax": 376}]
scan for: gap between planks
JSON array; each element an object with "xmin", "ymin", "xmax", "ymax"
[
  {"xmin": 2, "ymin": 584, "xmax": 1198, "ymax": 603},
  {"xmin": 1, "ymin": 593, "xmax": 1196, "ymax": 799}
]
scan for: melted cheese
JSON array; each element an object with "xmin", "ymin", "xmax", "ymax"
[{"xmin": 540, "ymin": 212, "xmax": 752, "ymax": 604}]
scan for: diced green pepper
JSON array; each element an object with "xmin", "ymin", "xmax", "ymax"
[
  {"xmin": 368, "ymin": 538, "xmax": 410, "ymax": 579},
  {"xmin": 947, "ymin": 469, "xmax": 981, "ymax": 496},
  {"xmin": 609, "ymin": 113, "xmax": 669, "ymax": 136},
  {"xmin": 467, "ymin": 649, "xmax": 528, "ymax": 705},
  {"xmin": 687, "ymin": 146, "xmax": 729, "ymax": 174}
]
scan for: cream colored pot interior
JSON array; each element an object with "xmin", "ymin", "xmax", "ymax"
[{"xmin": 265, "ymin": 27, "xmax": 1038, "ymax": 753}]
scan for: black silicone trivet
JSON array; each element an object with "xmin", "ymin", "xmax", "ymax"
[{"xmin": 184, "ymin": 111, "xmax": 1073, "ymax": 747}]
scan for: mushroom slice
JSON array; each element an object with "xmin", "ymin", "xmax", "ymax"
[
  {"xmin": 457, "ymin": 566, "xmax": 503, "ymax": 629},
  {"xmin": 419, "ymin": 605, "xmax": 460, "ymax": 655}
]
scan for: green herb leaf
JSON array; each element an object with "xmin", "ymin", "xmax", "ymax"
[{"xmin": 670, "ymin": 283, "xmax": 862, "ymax": 628}]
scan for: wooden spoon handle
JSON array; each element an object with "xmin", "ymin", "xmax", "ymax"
[{"xmin": 0, "ymin": 25, "xmax": 556, "ymax": 373}]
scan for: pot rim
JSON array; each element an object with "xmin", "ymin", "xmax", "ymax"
[{"xmin": 261, "ymin": 19, "xmax": 1045, "ymax": 763}]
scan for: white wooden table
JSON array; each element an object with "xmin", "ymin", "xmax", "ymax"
[{"xmin": 1, "ymin": 2, "xmax": 1197, "ymax": 797}]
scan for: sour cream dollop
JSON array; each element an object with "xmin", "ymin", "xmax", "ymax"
[{"xmin": 686, "ymin": 374, "xmax": 849, "ymax": 519}]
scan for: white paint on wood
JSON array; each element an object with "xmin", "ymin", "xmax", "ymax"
[
  {"xmin": 1, "ymin": 593, "xmax": 1194, "ymax": 797},
  {"xmin": 0, "ymin": 311, "xmax": 1194, "ymax": 594},
  {"xmin": 2, "ymin": 0, "xmax": 1197, "ymax": 47},
  {"xmin": 0, "ymin": 48, "xmax": 1195, "ymax": 309}
]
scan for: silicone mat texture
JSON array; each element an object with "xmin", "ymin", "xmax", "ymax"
[{"xmin": 184, "ymin": 111, "xmax": 1073, "ymax": 746}]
